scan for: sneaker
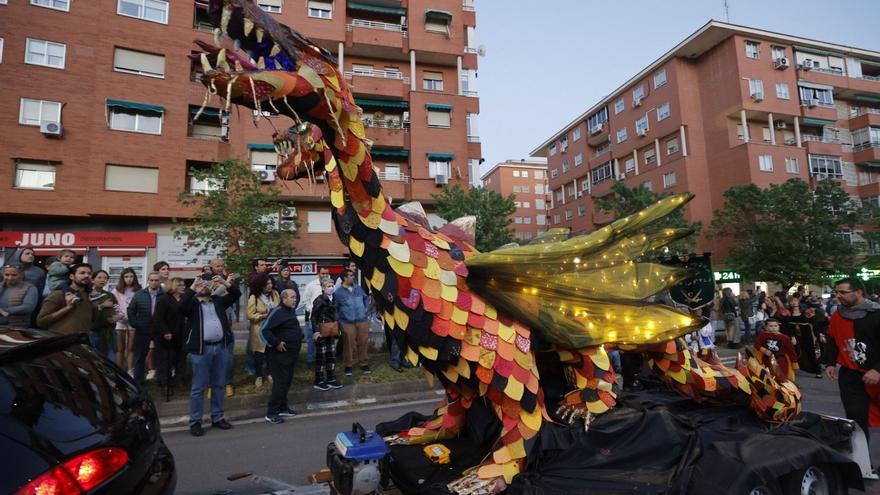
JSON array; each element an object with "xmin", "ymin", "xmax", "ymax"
[
  {"xmin": 255, "ymin": 376, "xmax": 263, "ymax": 388},
  {"xmin": 279, "ymin": 408, "xmax": 298, "ymax": 417},
  {"xmin": 314, "ymin": 381, "xmax": 331, "ymax": 391},
  {"xmin": 212, "ymin": 419, "xmax": 233, "ymax": 430},
  {"xmin": 225, "ymin": 385, "xmax": 234, "ymax": 398},
  {"xmin": 360, "ymin": 365, "xmax": 372, "ymax": 375},
  {"xmin": 327, "ymin": 379, "xmax": 343, "ymax": 389},
  {"xmin": 146, "ymin": 369, "xmax": 156, "ymax": 381},
  {"xmin": 265, "ymin": 415, "xmax": 284, "ymax": 425},
  {"xmin": 190, "ymin": 423, "xmax": 204, "ymax": 437},
  {"xmin": 267, "ymin": 375, "xmax": 273, "ymax": 384},
  {"xmin": 344, "ymin": 367, "xmax": 353, "ymax": 376}
]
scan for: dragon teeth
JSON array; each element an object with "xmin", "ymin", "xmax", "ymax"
[
  {"xmin": 270, "ymin": 43, "xmax": 281, "ymax": 57},
  {"xmin": 200, "ymin": 53, "xmax": 212, "ymax": 72},
  {"xmin": 257, "ymin": 57, "xmax": 266, "ymax": 69},
  {"xmin": 213, "ymin": 27, "xmax": 222, "ymax": 46},
  {"xmin": 244, "ymin": 18, "xmax": 254, "ymax": 37},
  {"xmin": 256, "ymin": 27, "xmax": 264, "ymax": 43},
  {"xmin": 220, "ymin": 6, "xmax": 232, "ymax": 36},
  {"xmin": 235, "ymin": 60, "xmax": 244, "ymax": 72}
]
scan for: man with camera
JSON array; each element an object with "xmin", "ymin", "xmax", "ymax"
[
  {"xmin": 181, "ymin": 271, "xmax": 241, "ymax": 437},
  {"xmin": 37, "ymin": 263, "xmax": 104, "ymax": 334}
]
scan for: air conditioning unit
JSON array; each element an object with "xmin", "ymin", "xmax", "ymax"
[
  {"xmin": 434, "ymin": 174, "xmax": 448, "ymax": 185},
  {"xmin": 258, "ymin": 170, "xmax": 276, "ymax": 182},
  {"xmin": 617, "ymin": 173, "xmax": 627, "ymax": 180},
  {"xmin": 280, "ymin": 206, "xmax": 297, "ymax": 219},
  {"xmin": 802, "ymin": 58, "xmax": 813, "ymax": 70},
  {"xmin": 775, "ymin": 121, "xmax": 788, "ymax": 130},
  {"xmin": 751, "ymin": 92, "xmax": 764, "ymax": 102},
  {"xmin": 632, "ymin": 97, "xmax": 643, "ymax": 108},
  {"xmin": 774, "ymin": 57, "xmax": 789, "ymax": 69},
  {"xmin": 279, "ymin": 220, "xmax": 297, "ymax": 232},
  {"xmin": 40, "ymin": 121, "xmax": 63, "ymax": 137},
  {"xmin": 636, "ymin": 128, "xmax": 648, "ymax": 137}
]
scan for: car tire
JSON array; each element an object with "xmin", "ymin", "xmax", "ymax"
[{"xmin": 780, "ymin": 464, "xmax": 844, "ymax": 495}]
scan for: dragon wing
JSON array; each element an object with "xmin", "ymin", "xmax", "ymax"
[{"xmin": 465, "ymin": 193, "xmax": 700, "ymax": 349}]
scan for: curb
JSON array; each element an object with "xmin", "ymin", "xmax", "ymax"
[{"xmin": 158, "ymin": 377, "xmax": 443, "ymax": 427}]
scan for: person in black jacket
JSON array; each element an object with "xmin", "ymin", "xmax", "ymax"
[
  {"xmin": 154, "ymin": 278, "xmax": 187, "ymax": 391},
  {"xmin": 310, "ymin": 279, "xmax": 343, "ymax": 391},
  {"xmin": 261, "ymin": 289, "xmax": 304, "ymax": 424},
  {"xmin": 180, "ymin": 274, "xmax": 240, "ymax": 437}
]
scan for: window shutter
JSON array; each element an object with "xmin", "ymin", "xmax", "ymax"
[
  {"xmin": 260, "ymin": 0, "xmax": 283, "ymax": 6},
  {"xmin": 251, "ymin": 150, "xmax": 278, "ymax": 167},
  {"xmin": 423, "ymin": 71, "xmax": 443, "ymax": 81},
  {"xmin": 105, "ymin": 165, "xmax": 159, "ymax": 193},
  {"xmin": 114, "ymin": 48, "xmax": 165, "ymax": 76},
  {"xmin": 427, "ymin": 110, "xmax": 450, "ymax": 127},
  {"xmin": 308, "ymin": 0, "xmax": 331, "ymax": 9}
]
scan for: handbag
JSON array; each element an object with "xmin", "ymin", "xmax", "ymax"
[{"xmin": 319, "ymin": 321, "xmax": 340, "ymax": 338}]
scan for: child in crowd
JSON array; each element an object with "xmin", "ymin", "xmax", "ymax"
[
  {"xmin": 754, "ymin": 318, "xmax": 799, "ymax": 382},
  {"xmin": 46, "ymin": 249, "xmax": 77, "ymax": 291}
]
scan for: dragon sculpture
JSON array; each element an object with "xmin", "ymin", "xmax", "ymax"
[{"xmin": 192, "ymin": 2, "xmax": 801, "ymax": 492}]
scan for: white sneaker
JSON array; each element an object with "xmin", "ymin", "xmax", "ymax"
[
  {"xmin": 146, "ymin": 370, "xmax": 156, "ymax": 381},
  {"xmin": 255, "ymin": 376, "xmax": 263, "ymax": 388}
]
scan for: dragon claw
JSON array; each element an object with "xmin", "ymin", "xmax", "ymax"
[
  {"xmin": 447, "ymin": 472, "xmax": 505, "ymax": 495},
  {"xmin": 555, "ymin": 405, "xmax": 594, "ymax": 431},
  {"xmin": 383, "ymin": 434, "xmax": 409, "ymax": 445}
]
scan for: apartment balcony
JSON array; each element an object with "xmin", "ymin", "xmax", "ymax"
[
  {"xmin": 799, "ymin": 101, "xmax": 839, "ymax": 123},
  {"xmin": 858, "ymin": 180, "xmax": 880, "ymax": 197},
  {"xmin": 588, "ymin": 122, "xmax": 610, "ymax": 146},
  {"xmin": 849, "ymin": 111, "xmax": 880, "ymax": 129},
  {"xmin": 802, "ymin": 135, "xmax": 853, "ymax": 155},
  {"xmin": 589, "ymin": 146, "xmax": 611, "ymax": 167},
  {"xmin": 364, "ymin": 119, "xmax": 409, "ymax": 147},
  {"xmin": 854, "ymin": 142, "xmax": 880, "ymax": 166},
  {"xmin": 347, "ymin": 19, "xmax": 406, "ymax": 50},
  {"xmin": 345, "ymin": 69, "xmax": 409, "ymax": 98}
]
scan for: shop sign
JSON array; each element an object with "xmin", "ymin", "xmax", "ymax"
[
  {"xmin": 714, "ymin": 270, "xmax": 742, "ymax": 282},
  {"xmin": 0, "ymin": 231, "xmax": 156, "ymax": 248},
  {"xmin": 285, "ymin": 261, "xmax": 317, "ymax": 274},
  {"xmin": 156, "ymin": 235, "xmax": 222, "ymax": 268}
]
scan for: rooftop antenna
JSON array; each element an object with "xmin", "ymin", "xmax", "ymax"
[{"xmin": 723, "ymin": 0, "xmax": 730, "ymax": 22}]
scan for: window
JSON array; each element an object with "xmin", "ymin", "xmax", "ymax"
[
  {"xmin": 513, "ymin": 185, "xmax": 521, "ymax": 193},
  {"xmin": 553, "ymin": 214, "xmax": 561, "ymax": 224},
  {"xmin": 580, "ymin": 179, "xmax": 589, "ymax": 192},
  {"xmin": 776, "ymin": 83, "xmax": 790, "ymax": 100},
  {"xmin": 536, "ymin": 199, "xmax": 545, "ymax": 210},
  {"xmin": 748, "ymin": 79, "xmax": 764, "ymax": 99},
  {"xmin": 578, "ymin": 205, "xmax": 587, "ymax": 217},
  {"xmin": 466, "ymin": 112, "xmax": 478, "ymax": 138},
  {"xmin": 523, "ymin": 201, "xmax": 530, "ymax": 208},
  {"xmin": 19, "ymin": 98, "xmax": 61, "ymax": 126},
  {"xmin": 636, "ymin": 116, "xmax": 649, "ymax": 135},
  {"xmin": 591, "ymin": 161, "xmax": 613, "ymax": 185},
  {"xmin": 521, "ymin": 185, "xmax": 530, "ymax": 193},
  {"xmin": 616, "ymin": 127, "xmax": 628, "ymax": 143},
  {"xmin": 31, "ymin": 0, "xmax": 69, "ymax": 11},
  {"xmin": 762, "ymin": 127, "xmax": 772, "ymax": 142},
  {"xmin": 555, "ymin": 189, "xmax": 563, "ymax": 201},
  {"xmin": 785, "ymin": 157, "xmax": 799, "ymax": 174},
  {"xmin": 574, "ymin": 153, "xmax": 583, "ymax": 167},
  {"xmin": 641, "ymin": 180, "xmax": 652, "ymax": 191},
  {"xmin": 565, "ymin": 210, "xmax": 573, "ymax": 220},
  {"xmin": 587, "ymin": 108, "xmax": 608, "ymax": 133},
  {"xmin": 258, "ymin": 0, "xmax": 283, "ymax": 13},
  {"xmin": 189, "ymin": 106, "xmax": 228, "ymax": 140},
  {"xmin": 745, "ymin": 40, "xmax": 760, "ymax": 59},
  {"xmin": 535, "ymin": 184, "xmax": 544, "ymax": 194},
  {"xmin": 772, "ymin": 46, "xmax": 785, "ymax": 60},
  {"xmin": 632, "ymin": 84, "xmax": 645, "ymax": 105},
  {"xmin": 809, "ymin": 154, "xmax": 843, "ymax": 179},
  {"xmin": 512, "ymin": 170, "xmax": 520, "ymax": 177},
  {"xmin": 537, "ymin": 215, "xmax": 547, "ymax": 225},
  {"xmin": 429, "ymin": 159, "xmax": 451, "ymax": 178},
  {"xmin": 572, "ymin": 127, "xmax": 581, "ymax": 141},
  {"xmin": 113, "ymin": 48, "xmax": 165, "ymax": 78},
  {"xmin": 561, "ymin": 161, "xmax": 569, "ymax": 173},
  {"xmin": 852, "ymin": 127, "xmax": 880, "ymax": 149},
  {"xmin": 425, "ymin": 12, "xmax": 451, "ymax": 33},
  {"xmin": 662, "ymin": 171, "xmax": 676, "ymax": 188},
  {"xmin": 625, "ymin": 157, "xmax": 635, "ymax": 172},
  {"xmin": 118, "ymin": 0, "xmax": 168, "ymax": 24},
  {"xmin": 514, "ymin": 201, "xmax": 521, "ymax": 207},
  {"xmin": 799, "ymin": 86, "xmax": 834, "ymax": 107},
  {"xmin": 534, "ymin": 170, "xmax": 544, "ymax": 179},
  {"xmin": 515, "ymin": 217, "xmax": 523, "ymax": 224},
  {"xmin": 736, "ymin": 124, "xmax": 745, "ymax": 140},
  {"xmin": 567, "ymin": 185, "xmax": 575, "ymax": 198},
  {"xmin": 549, "ymin": 144, "xmax": 557, "ymax": 156},
  {"xmin": 657, "ymin": 102, "xmax": 670, "ymax": 121},
  {"xmin": 427, "ymin": 109, "xmax": 451, "ymax": 127},
  {"xmin": 653, "ymin": 68, "xmax": 667, "ymax": 89},
  {"xmin": 614, "ymin": 98, "xmax": 625, "ymax": 114},
  {"xmin": 25, "ymin": 38, "xmax": 66, "ymax": 68},
  {"xmin": 14, "ymin": 161, "xmax": 56, "ymax": 190},
  {"xmin": 550, "ymin": 168, "xmax": 558, "ymax": 178},
  {"xmin": 109, "ymin": 104, "xmax": 163, "ymax": 134},
  {"xmin": 307, "ymin": 0, "xmax": 331, "ymax": 18},
  {"xmin": 521, "ymin": 170, "xmax": 529, "ymax": 178},
  {"xmin": 423, "ymin": 71, "xmax": 444, "ymax": 91},
  {"xmin": 644, "ymin": 148, "xmax": 656, "ymax": 165},
  {"xmin": 666, "ymin": 138, "xmax": 679, "ymax": 155},
  {"xmin": 523, "ymin": 216, "xmax": 532, "ymax": 225},
  {"xmin": 559, "ymin": 136, "xmax": 569, "ymax": 152},
  {"xmin": 758, "ymin": 155, "xmax": 774, "ymax": 172},
  {"xmin": 308, "ymin": 211, "xmax": 332, "ymax": 233},
  {"xmin": 105, "ymin": 164, "xmax": 159, "ymax": 193}
]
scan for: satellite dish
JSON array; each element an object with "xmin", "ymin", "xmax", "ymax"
[{"xmin": 477, "ymin": 44, "xmax": 487, "ymax": 57}]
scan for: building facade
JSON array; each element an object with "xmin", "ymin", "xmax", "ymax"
[
  {"xmin": 481, "ymin": 160, "xmax": 549, "ymax": 243},
  {"xmin": 0, "ymin": 0, "xmax": 481, "ymax": 282},
  {"xmin": 532, "ymin": 21, "xmax": 880, "ymax": 267}
]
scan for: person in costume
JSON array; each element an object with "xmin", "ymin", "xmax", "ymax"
[
  {"xmin": 824, "ymin": 277, "xmax": 880, "ymax": 444},
  {"xmin": 781, "ymin": 296, "xmax": 822, "ymax": 377},
  {"xmin": 754, "ymin": 318, "xmax": 798, "ymax": 382}
]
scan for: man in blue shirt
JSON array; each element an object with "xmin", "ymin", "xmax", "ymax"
[{"xmin": 335, "ymin": 269, "xmax": 371, "ymax": 376}]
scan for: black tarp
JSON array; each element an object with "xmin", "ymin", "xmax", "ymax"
[{"xmin": 378, "ymin": 390, "xmax": 863, "ymax": 495}]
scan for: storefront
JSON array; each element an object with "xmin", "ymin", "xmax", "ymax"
[{"xmin": 0, "ymin": 231, "xmax": 156, "ymax": 286}]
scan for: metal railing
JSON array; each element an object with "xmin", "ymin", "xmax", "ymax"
[
  {"xmin": 362, "ymin": 118, "xmax": 409, "ymax": 131},
  {"xmin": 802, "ymin": 135, "xmax": 847, "ymax": 144},
  {"xmin": 592, "ymin": 146, "xmax": 610, "ymax": 159},
  {"xmin": 854, "ymin": 141, "xmax": 880, "ymax": 152},
  {"xmin": 863, "ymin": 74, "xmax": 880, "ymax": 82},
  {"xmin": 377, "ymin": 172, "xmax": 410, "ymax": 182},
  {"xmin": 467, "ymin": 135, "xmax": 480, "ymax": 143},
  {"xmin": 462, "ymin": 2, "xmax": 475, "ymax": 11},
  {"xmin": 461, "ymin": 90, "xmax": 478, "ymax": 97},
  {"xmin": 811, "ymin": 66, "xmax": 844, "ymax": 76},
  {"xmin": 464, "ymin": 46, "xmax": 478, "ymax": 54},
  {"xmin": 347, "ymin": 19, "xmax": 407, "ymax": 34},
  {"xmin": 344, "ymin": 70, "xmax": 410, "ymax": 84}
]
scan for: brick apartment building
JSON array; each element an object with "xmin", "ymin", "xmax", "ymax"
[
  {"xmin": 0, "ymin": 0, "xmax": 482, "ymax": 284},
  {"xmin": 532, "ymin": 21, "xmax": 880, "ymax": 269},
  {"xmin": 481, "ymin": 159, "xmax": 549, "ymax": 243}
]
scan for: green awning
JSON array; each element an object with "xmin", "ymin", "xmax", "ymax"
[
  {"xmin": 856, "ymin": 94, "xmax": 880, "ymax": 103},
  {"xmin": 190, "ymin": 107, "xmax": 227, "ymax": 117},
  {"xmin": 426, "ymin": 152, "xmax": 455, "ymax": 160},
  {"xmin": 372, "ymin": 148, "xmax": 409, "ymax": 158},
  {"xmin": 865, "ymin": 161, "xmax": 880, "ymax": 169},
  {"xmin": 105, "ymin": 99, "xmax": 164, "ymax": 113},
  {"xmin": 425, "ymin": 103, "xmax": 453, "ymax": 111},
  {"xmin": 355, "ymin": 98, "xmax": 408, "ymax": 109},
  {"xmin": 247, "ymin": 144, "xmax": 276, "ymax": 151},
  {"xmin": 347, "ymin": 1, "xmax": 406, "ymax": 15},
  {"xmin": 802, "ymin": 117, "xmax": 836, "ymax": 126},
  {"xmin": 425, "ymin": 9, "xmax": 452, "ymax": 20}
]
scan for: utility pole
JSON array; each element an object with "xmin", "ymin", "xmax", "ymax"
[{"xmin": 723, "ymin": 0, "xmax": 731, "ymax": 22}]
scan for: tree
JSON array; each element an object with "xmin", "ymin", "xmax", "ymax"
[
  {"xmin": 594, "ymin": 181, "xmax": 702, "ymax": 255},
  {"xmin": 433, "ymin": 184, "xmax": 517, "ymax": 252},
  {"xmin": 174, "ymin": 159, "xmax": 299, "ymax": 275},
  {"xmin": 709, "ymin": 178, "xmax": 863, "ymax": 291}
]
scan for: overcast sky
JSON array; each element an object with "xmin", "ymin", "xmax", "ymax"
[{"xmin": 473, "ymin": 0, "xmax": 880, "ymax": 179}]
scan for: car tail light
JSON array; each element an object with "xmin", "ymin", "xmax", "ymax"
[{"xmin": 15, "ymin": 448, "xmax": 129, "ymax": 495}]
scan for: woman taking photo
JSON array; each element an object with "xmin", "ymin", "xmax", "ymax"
[
  {"xmin": 112, "ymin": 268, "xmax": 141, "ymax": 373},
  {"xmin": 155, "ymin": 277, "xmax": 187, "ymax": 391},
  {"xmin": 90, "ymin": 270, "xmax": 121, "ymax": 358},
  {"xmin": 247, "ymin": 273, "xmax": 280, "ymax": 388},
  {"xmin": 310, "ymin": 279, "xmax": 343, "ymax": 391},
  {"xmin": 720, "ymin": 287, "xmax": 740, "ymax": 348}
]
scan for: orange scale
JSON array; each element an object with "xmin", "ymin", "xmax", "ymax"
[
  {"xmin": 517, "ymin": 421, "xmax": 537, "ymax": 440},
  {"xmin": 460, "ymin": 341, "xmax": 481, "ymax": 362},
  {"xmin": 482, "ymin": 319, "xmax": 499, "ymax": 335},
  {"xmin": 422, "ymin": 279, "xmax": 442, "ymax": 299},
  {"xmin": 439, "ymin": 300, "xmax": 455, "ymax": 320},
  {"xmin": 476, "ymin": 365, "xmax": 494, "ymax": 384},
  {"xmin": 410, "ymin": 251, "xmax": 428, "ymax": 268},
  {"xmin": 513, "ymin": 323, "xmax": 530, "ymax": 338},
  {"xmin": 525, "ymin": 374, "xmax": 540, "ymax": 394},
  {"xmin": 467, "ymin": 312, "xmax": 486, "ymax": 329},
  {"xmin": 430, "ymin": 317, "xmax": 450, "ymax": 337},
  {"xmin": 418, "ymin": 227, "xmax": 435, "ymax": 241},
  {"xmin": 501, "ymin": 397, "xmax": 520, "ymax": 419},
  {"xmin": 379, "ymin": 236, "xmax": 391, "ymax": 249},
  {"xmin": 470, "ymin": 297, "xmax": 486, "ymax": 315},
  {"xmin": 502, "ymin": 426, "xmax": 523, "ymax": 445},
  {"xmin": 410, "ymin": 268, "xmax": 426, "ymax": 290},
  {"xmin": 497, "ymin": 339, "xmax": 516, "ymax": 362},
  {"xmin": 448, "ymin": 323, "xmax": 467, "ymax": 340},
  {"xmin": 437, "ymin": 252, "xmax": 457, "ymax": 271},
  {"xmin": 456, "ymin": 277, "xmax": 470, "ymax": 291}
]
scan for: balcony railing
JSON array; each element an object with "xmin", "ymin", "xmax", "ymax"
[
  {"xmin": 592, "ymin": 146, "xmax": 610, "ymax": 159},
  {"xmin": 377, "ymin": 172, "xmax": 410, "ymax": 182},
  {"xmin": 863, "ymin": 75, "xmax": 880, "ymax": 82},
  {"xmin": 362, "ymin": 118, "xmax": 409, "ymax": 130},
  {"xmin": 347, "ymin": 19, "xmax": 407, "ymax": 35},
  {"xmin": 345, "ymin": 69, "xmax": 410, "ymax": 84},
  {"xmin": 461, "ymin": 90, "xmax": 478, "ymax": 97},
  {"xmin": 464, "ymin": 46, "xmax": 478, "ymax": 54},
  {"xmin": 462, "ymin": 2, "xmax": 475, "ymax": 11},
  {"xmin": 810, "ymin": 66, "xmax": 844, "ymax": 76},
  {"xmin": 854, "ymin": 141, "xmax": 880, "ymax": 152},
  {"xmin": 802, "ymin": 135, "xmax": 847, "ymax": 144},
  {"xmin": 467, "ymin": 135, "xmax": 480, "ymax": 143}
]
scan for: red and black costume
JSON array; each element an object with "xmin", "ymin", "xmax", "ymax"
[{"xmin": 754, "ymin": 332, "xmax": 798, "ymax": 381}]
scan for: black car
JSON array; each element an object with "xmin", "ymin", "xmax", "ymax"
[{"xmin": 0, "ymin": 327, "xmax": 176, "ymax": 495}]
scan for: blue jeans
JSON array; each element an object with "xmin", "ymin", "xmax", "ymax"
[
  {"xmin": 608, "ymin": 350, "xmax": 622, "ymax": 373},
  {"xmin": 306, "ymin": 322, "xmax": 316, "ymax": 363},
  {"xmin": 741, "ymin": 318, "xmax": 753, "ymax": 343},
  {"xmin": 225, "ymin": 340, "xmax": 235, "ymax": 385},
  {"xmin": 190, "ymin": 342, "xmax": 229, "ymax": 425},
  {"xmin": 390, "ymin": 335, "xmax": 401, "ymax": 368},
  {"xmin": 88, "ymin": 330, "xmax": 116, "ymax": 362},
  {"xmin": 133, "ymin": 332, "xmax": 152, "ymax": 384}
]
